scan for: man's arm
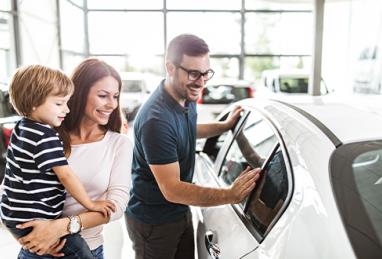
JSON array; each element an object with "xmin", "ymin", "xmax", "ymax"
[
  {"xmin": 150, "ymin": 161, "xmax": 260, "ymax": 207},
  {"xmin": 197, "ymin": 106, "xmax": 242, "ymax": 139}
]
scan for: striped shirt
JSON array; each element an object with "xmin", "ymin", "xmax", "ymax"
[{"xmin": 0, "ymin": 118, "xmax": 68, "ymax": 226}]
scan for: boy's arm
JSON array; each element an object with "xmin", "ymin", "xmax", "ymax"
[
  {"xmin": 53, "ymin": 165, "xmax": 94, "ymax": 209},
  {"xmin": 53, "ymin": 165, "xmax": 115, "ymax": 217}
]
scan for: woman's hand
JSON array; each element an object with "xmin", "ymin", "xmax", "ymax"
[{"xmin": 17, "ymin": 218, "xmax": 68, "ymax": 256}]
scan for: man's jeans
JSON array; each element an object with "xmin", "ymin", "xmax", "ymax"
[{"xmin": 125, "ymin": 210, "xmax": 195, "ymax": 259}]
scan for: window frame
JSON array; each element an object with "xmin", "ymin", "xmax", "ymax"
[{"xmin": 201, "ymin": 106, "xmax": 294, "ymax": 242}]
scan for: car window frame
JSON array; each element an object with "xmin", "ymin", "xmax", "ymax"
[
  {"xmin": 200, "ymin": 105, "xmax": 294, "ymax": 242},
  {"xmin": 201, "ymin": 110, "xmax": 250, "ymax": 167}
]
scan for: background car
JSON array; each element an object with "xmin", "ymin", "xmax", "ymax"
[
  {"xmin": 259, "ymin": 69, "xmax": 329, "ymax": 95},
  {"xmin": 119, "ymin": 72, "xmax": 160, "ymax": 121},
  {"xmin": 196, "ymin": 78, "xmax": 254, "ymax": 122},
  {"xmin": 0, "ymin": 83, "xmax": 20, "ymax": 183},
  {"xmin": 353, "ymin": 46, "xmax": 382, "ymax": 94},
  {"xmin": 193, "ymin": 95, "xmax": 382, "ymax": 259}
]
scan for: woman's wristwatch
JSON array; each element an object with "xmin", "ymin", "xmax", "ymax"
[{"xmin": 67, "ymin": 215, "xmax": 83, "ymax": 234}]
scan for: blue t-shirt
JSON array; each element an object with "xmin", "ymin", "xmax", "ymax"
[{"xmin": 126, "ymin": 80, "xmax": 197, "ymax": 224}]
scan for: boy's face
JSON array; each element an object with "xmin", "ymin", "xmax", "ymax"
[{"xmin": 30, "ymin": 94, "xmax": 71, "ymax": 127}]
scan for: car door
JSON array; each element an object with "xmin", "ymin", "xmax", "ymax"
[{"xmin": 194, "ymin": 108, "xmax": 291, "ymax": 259}]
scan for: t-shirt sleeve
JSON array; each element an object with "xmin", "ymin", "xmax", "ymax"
[
  {"xmin": 107, "ymin": 135, "xmax": 133, "ymax": 222},
  {"xmin": 141, "ymin": 119, "xmax": 178, "ymax": 165},
  {"xmin": 33, "ymin": 131, "xmax": 68, "ymax": 171}
]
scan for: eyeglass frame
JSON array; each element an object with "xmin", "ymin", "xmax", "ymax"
[{"xmin": 174, "ymin": 63, "xmax": 215, "ymax": 82}]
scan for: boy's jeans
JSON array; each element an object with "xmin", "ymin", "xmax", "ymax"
[{"xmin": 3, "ymin": 222, "xmax": 95, "ymax": 259}]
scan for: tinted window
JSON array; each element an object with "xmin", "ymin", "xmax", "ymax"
[
  {"xmin": 331, "ymin": 141, "xmax": 382, "ymax": 258},
  {"xmin": 279, "ymin": 78, "xmax": 308, "ymax": 93},
  {"xmin": 245, "ymin": 146, "xmax": 288, "ymax": 236},
  {"xmin": 202, "ymin": 84, "xmax": 250, "ymax": 104}
]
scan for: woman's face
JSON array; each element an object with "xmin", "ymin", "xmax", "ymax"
[{"xmin": 83, "ymin": 76, "xmax": 120, "ymax": 126}]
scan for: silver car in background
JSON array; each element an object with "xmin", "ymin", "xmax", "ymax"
[
  {"xmin": 193, "ymin": 95, "xmax": 382, "ymax": 259},
  {"xmin": 119, "ymin": 72, "xmax": 160, "ymax": 121}
]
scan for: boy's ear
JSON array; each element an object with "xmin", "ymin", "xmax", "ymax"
[{"xmin": 32, "ymin": 107, "xmax": 36, "ymax": 111}]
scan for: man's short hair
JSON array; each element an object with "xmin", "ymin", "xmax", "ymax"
[
  {"xmin": 9, "ymin": 64, "xmax": 73, "ymax": 116},
  {"xmin": 166, "ymin": 34, "xmax": 210, "ymax": 65}
]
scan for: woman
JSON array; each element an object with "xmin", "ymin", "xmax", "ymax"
[{"xmin": 16, "ymin": 58, "xmax": 133, "ymax": 258}]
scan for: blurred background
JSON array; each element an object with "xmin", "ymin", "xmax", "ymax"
[{"xmin": 1, "ymin": 0, "xmax": 382, "ymax": 257}]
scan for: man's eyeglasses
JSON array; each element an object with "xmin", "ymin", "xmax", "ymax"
[{"xmin": 175, "ymin": 64, "xmax": 215, "ymax": 81}]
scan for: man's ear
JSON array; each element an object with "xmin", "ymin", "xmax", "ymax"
[{"xmin": 166, "ymin": 61, "xmax": 176, "ymax": 76}]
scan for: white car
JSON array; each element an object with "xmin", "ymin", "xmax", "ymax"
[
  {"xmin": 259, "ymin": 69, "xmax": 329, "ymax": 95},
  {"xmin": 353, "ymin": 46, "xmax": 382, "ymax": 94},
  {"xmin": 193, "ymin": 95, "xmax": 382, "ymax": 259},
  {"xmin": 119, "ymin": 72, "xmax": 160, "ymax": 121}
]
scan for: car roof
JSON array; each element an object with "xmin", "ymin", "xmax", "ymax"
[{"xmin": 239, "ymin": 94, "xmax": 382, "ymax": 144}]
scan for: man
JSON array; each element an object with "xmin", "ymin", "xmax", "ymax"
[{"xmin": 125, "ymin": 34, "xmax": 261, "ymax": 259}]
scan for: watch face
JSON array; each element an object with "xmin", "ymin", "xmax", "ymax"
[{"xmin": 69, "ymin": 217, "xmax": 80, "ymax": 233}]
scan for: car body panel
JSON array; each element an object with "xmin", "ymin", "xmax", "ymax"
[
  {"xmin": 246, "ymin": 102, "xmax": 355, "ymax": 259},
  {"xmin": 194, "ymin": 153, "xmax": 260, "ymax": 259}
]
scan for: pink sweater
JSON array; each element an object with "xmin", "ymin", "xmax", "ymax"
[{"xmin": 62, "ymin": 131, "xmax": 132, "ymax": 250}]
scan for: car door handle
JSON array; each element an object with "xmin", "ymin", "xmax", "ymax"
[{"xmin": 205, "ymin": 230, "xmax": 221, "ymax": 259}]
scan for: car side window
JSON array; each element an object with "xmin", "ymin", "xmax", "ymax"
[
  {"xmin": 202, "ymin": 110, "xmax": 247, "ymax": 162},
  {"xmin": 218, "ymin": 111, "xmax": 278, "ymax": 187},
  {"xmin": 245, "ymin": 145, "xmax": 288, "ymax": 236},
  {"xmin": 218, "ymin": 110, "xmax": 289, "ymax": 237}
]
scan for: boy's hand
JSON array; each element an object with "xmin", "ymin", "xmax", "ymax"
[{"xmin": 89, "ymin": 200, "xmax": 116, "ymax": 217}]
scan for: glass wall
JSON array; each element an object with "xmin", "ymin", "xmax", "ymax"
[
  {"xmin": 18, "ymin": 0, "xmax": 60, "ymax": 67},
  {"xmin": 322, "ymin": 0, "xmax": 382, "ymax": 95},
  {"xmin": 58, "ymin": 0, "xmax": 313, "ymax": 81},
  {"xmin": 0, "ymin": 0, "xmax": 16, "ymax": 86}
]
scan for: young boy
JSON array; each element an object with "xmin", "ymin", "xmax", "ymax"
[{"xmin": 0, "ymin": 65, "xmax": 115, "ymax": 258}]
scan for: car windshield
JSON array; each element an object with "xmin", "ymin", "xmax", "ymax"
[
  {"xmin": 122, "ymin": 80, "xmax": 143, "ymax": 93},
  {"xmin": 330, "ymin": 140, "xmax": 382, "ymax": 258},
  {"xmin": 202, "ymin": 84, "xmax": 250, "ymax": 104},
  {"xmin": 279, "ymin": 77, "xmax": 308, "ymax": 93}
]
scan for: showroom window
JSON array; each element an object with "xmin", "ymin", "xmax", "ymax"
[
  {"xmin": 57, "ymin": 0, "xmax": 312, "ymax": 80},
  {"xmin": 0, "ymin": 1, "xmax": 16, "ymax": 84}
]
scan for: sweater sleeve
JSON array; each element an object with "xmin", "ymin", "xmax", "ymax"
[{"xmin": 106, "ymin": 134, "xmax": 133, "ymax": 222}]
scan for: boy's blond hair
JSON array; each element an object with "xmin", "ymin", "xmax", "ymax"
[{"xmin": 9, "ymin": 64, "xmax": 74, "ymax": 116}]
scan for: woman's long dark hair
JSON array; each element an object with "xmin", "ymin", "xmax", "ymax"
[{"xmin": 57, "ymin": 58, "xmax": 123, "ymax": 155}]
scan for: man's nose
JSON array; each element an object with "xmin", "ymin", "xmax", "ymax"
[{"xmin": 194, "ymin": 76, "xmax": 206, "ymax": 88}]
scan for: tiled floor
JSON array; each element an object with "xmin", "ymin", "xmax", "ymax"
[{"xmin": 0, "ymin": 217, "xmax": 134, "ymax": 258}]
